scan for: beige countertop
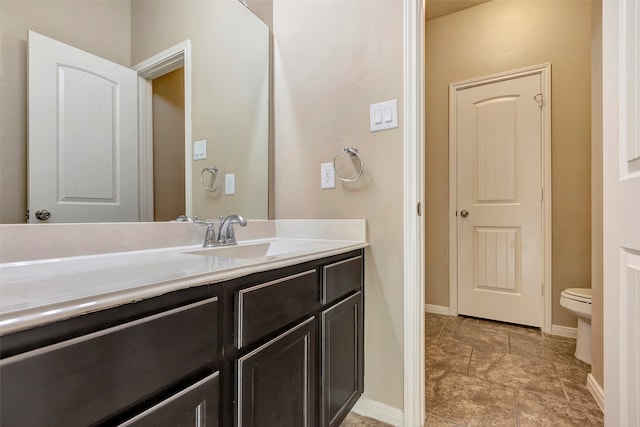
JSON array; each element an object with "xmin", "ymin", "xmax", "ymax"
[{"xmin": 0, "ymin": 220, "xmax": 367, "ymax": 335}]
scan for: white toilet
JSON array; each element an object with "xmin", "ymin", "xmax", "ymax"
[{"xmin": 559, "ymin": 288, "xmax": 592, "ymax": 364}]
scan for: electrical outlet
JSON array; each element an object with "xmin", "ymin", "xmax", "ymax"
[
  {"xmin": 225, "ymin": 174, "xmax": 235, "ymax": 195},
  {"xmin": 321, "ymin": 163, "xmax": 335, "ymax": 189}
]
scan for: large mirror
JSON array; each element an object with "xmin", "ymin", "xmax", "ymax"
[{"xmin": 0, "ymin": 0, "xmax": 270, "ymax": 224}]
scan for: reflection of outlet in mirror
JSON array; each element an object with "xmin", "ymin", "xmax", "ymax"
[
  {"xmin": 194, "ymin": 140, "xmax": 207, "ymax": 160},
  {"xmin": 321, "ymin": 163, "xmax": 335, "ymax": 189},
  {"xmin": 225, "ymin": 174, "xmax": 235, "ymax": 195}
]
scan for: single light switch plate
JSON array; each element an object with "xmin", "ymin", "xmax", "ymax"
[
  {"xmin": 194, "ymin": 140, "xmax": 207, "ymax": 160},
  {"xmin": 321, "ymin": 163, "xmax": 335, "ymax": 189},
  {"xmin": 225, "ymin": 174, "xmax": 235, "ymax": 195},
  {"xmin": 370, "ymin": 99, "xmax": 398, "ymax": 132}
]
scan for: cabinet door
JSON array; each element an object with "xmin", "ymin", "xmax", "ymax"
[
  {"xmin": 237, "ymin": 318, "xmax": 316, "ymax": 427},
  {"xmin": 0, "ymin": 297, "xmax": 219, "ymax": 427},
  {"xmin": 321, "ymin": 292, "xmax": 363, "ymax": 427},
  {"xmin": 120, "ymin": 372, "xmax": 220, "ymax": 427}
]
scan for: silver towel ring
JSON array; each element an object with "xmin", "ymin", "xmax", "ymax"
[
  {"xmin": 200, "ymin": 166, "xmax": 219, "ymax": 192},
  {"xmin": 333, "ymin": 146, "xmax": 364, "ymax": 182}
]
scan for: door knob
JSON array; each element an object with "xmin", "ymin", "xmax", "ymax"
[
  {"xmin": 35, "ymin": 209, "xmax": 51, "ymax": 221},
  {"xmin": 460, "ymin": 209, "xmax": 469, "ymax": 218}
]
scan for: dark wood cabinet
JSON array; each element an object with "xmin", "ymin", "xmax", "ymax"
[
  {"xmin": 0, "ymin": 249, "xmax": 364, "ymax": 427},
  {"xmin": 236, "ymin": 269, "xmax": 318, "ymax": 349},
  {"xmin": 322, "ymin": 255, "xmax": 363, "ymax": 305},
  {"xmin": 228, "ymin": 250, "xmax": 363, "ymax": 427},
  {"xmin": 236, "ymin": 318, "xmax": 316, "ymax": 427},
  {"xmin": 0, "ymin": 287, "xmax": 221, "ymax": 427},
  {"xmin": 120, "ymin": 372, "xmax": 220, "ymax": 427},
  {"xmin": 321, "ymin": 291, "xmax": 364, "ymax": 427}
]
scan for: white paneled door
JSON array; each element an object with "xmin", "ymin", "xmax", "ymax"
[
  {"xmin": 454, "ymin": 70, "xmax": 546, "ymax": 327},
  {"xmin": 603, "ymin": 0, "xmax": 640, "ymax": 424},
  {"xmin": 28, "ymin": 31, "xmax": 138, "ymax": 223}
]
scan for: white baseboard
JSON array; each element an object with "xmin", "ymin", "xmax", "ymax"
[
  {"xmin": 587, "ymin": 373, "xmax": 604, "ymax": 412},
  {"xmin": 424, "ymin": 304, "xmax": 451, "ymax": 315},
  {"xmin": 352, "ymin": 396, "xmax": 403, "ymax": 427},
  {"xmin": 550, "ymin": 324, "xmax": 578, "ymax": 338}
]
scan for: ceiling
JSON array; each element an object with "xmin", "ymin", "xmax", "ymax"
[{"xmin": 426, "ymin": 0, "xmax": 492, "ymax": 21}]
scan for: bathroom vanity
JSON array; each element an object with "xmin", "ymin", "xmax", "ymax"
[{"xmin": 0, "ymin": 220, "xmax": 367, "ymax": 427}]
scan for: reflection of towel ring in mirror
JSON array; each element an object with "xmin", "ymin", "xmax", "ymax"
[
  {"xmin": 201, "ymin": 166, "xmax": 219, "ymax": 192},
  {"xmin": 333, "ymin": 146, "xmax": 364, "ymax": 182}
]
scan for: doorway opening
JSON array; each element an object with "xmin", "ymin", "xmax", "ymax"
[
  {"xmin": 150, "ymin": 68, "xmax": 186, "ymax": 221},
  {"xmin": 134, "ymin": 40, "xmax": 193, "ymax": 222}
]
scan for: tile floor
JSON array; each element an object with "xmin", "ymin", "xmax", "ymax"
[
  {"xmin": 425, "ymin": 313, "xmax": 603, "ymax": 426},
  {"xmin": 342, "ymin": 314, "xmax": 604, "ymax": 427},
  {"xmin": 341, "ymin": 412, "xmax": 392, "ymax": 426}
]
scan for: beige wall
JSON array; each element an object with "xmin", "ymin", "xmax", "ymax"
[
  {"xmin": 245, "ymin": 0, "xmax": 275, "ymax": 219},
  {"xmin": 590, "ymin": 0, "xmax": 603, "ymax": 389},
  {"xmin": 131, "ymin": 0, "xmax": 269, "ymax": 221},
  {"xmin": 0, "ymin": 1, "xmax": 131, "ymax": 223},
  {"xmin": 425, "ymin": 0, "xmax": 592, "ymax": 328},
  {"xmin": 272, "ymin": 0, "xmax": 404, "ymax": 410}
]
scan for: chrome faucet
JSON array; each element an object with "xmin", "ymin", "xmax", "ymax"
[
  {"xmin": 217, "ymin": 214, "xmax": 247, "ymax": 246},
  {"xmin": 192, "ymin": 219, "xmax": 217, "ymax": 247},
  {"xmin": 175, "ymin": 214, "xmax": 247, "ymax": 247},
  {"xmin": 177, "ymin": 215, "xmax": 218, "ymax": 247},
  {"xmin": 201, "ymin": 221, "xmax": 217, "ymax": 247}
]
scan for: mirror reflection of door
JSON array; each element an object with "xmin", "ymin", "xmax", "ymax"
[
  {"xmin": 28, "ymin": 31, "xmax": 139, "ymax": 223},
  {"xmin": 28, "ymin": 31, "xmax": 188, "ymax": 223},
  {"xmin": 152, "ymin": 69, "xmax": 185, "ymax": 221}
]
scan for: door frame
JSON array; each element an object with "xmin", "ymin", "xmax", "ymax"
[
  {"xmin": 448, "ymin": 64, "xmax": 552, "ymax": 333},
  {"xmin": 402, "ymin": 0, "xmax": 425, "ymax": 425},
  {"xmin": 133, "ymin": 40, "xmax": 193, "ymax": 221}
]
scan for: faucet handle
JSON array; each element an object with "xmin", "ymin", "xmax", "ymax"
[
  {"xmin": 193, "ymin": 219, "xmax": 217, "ymax": 247},
  {"xmin": 203, "ymin": 222, "xmax": 217, "ymax": 247}
]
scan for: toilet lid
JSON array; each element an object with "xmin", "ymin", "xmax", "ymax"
[{"xmin": 562, "ymin": 288, "xmax": 592, "ymax": 303}]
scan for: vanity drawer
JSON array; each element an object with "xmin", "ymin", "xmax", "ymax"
[
  {"xmin": 119, "ymin": 372, "xmax": 220, "ymax": 427},
  {"xmin": 322, "ymin": 256, "xmax": 363, "ymax": 304},
  {"xmin": 236, "ymin": 270, "xmax": 318, "ymax": 349},
  {"xmin": 0, "ymin": 297, "xmax": 219, "ymax": 427}
]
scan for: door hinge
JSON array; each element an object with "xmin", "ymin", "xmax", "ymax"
[
  {"xmin": 534, "ymin": 93, "xmax": 544, "ymax": 109},
  {"xmin": 417, "ymin": 202, "xmax": 422, "ymax": 216},
  {"xmin": 24, "ymin": 210, "xmax": 30, "ymax": 221},
  {"xmin": 541, "ymin": 283, "xmax": 544, "ymax": 296},
  {"xmin": 541, "ymin": 188, "xmax": 544, "ymax": 201}
]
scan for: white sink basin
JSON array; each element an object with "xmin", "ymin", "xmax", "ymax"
[{"xmin": 182, "ymin": 241, "xmax": 318, "ymax": 259}]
